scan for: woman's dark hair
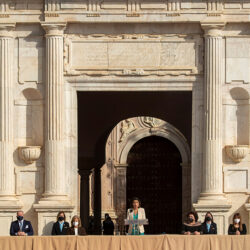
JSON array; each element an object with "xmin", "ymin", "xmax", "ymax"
[
  {"xmin": 187, "ymin": 211, "xmax": 198, "ymax": 222},
  {"xmin": 233, "ymin": 213, "xmax": 243, "ymax": 231},
  {"xmin": 204, "ymin": 211, "xmax": 214, "ymax": 223},
  {"xmin": 57, "ymin": 211, "xmax": 66, "ymax": 221},
  {"xmin": 131, "ymin": 197, "xmax": 141, "ymax": 207}
]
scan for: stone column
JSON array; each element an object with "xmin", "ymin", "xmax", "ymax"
[
  {"xmin": 0, "ymin": 24, "xmax": 18, "ymax": 202},
  {"xmin": 194, "ymin": 22, "xmax": 231, "ymax": 235},
  {"xmin": 200, "ymin": 22, "xmax": 225, "ymax": 200},
  {"xmin": 0, "ymin": 23, "xmax": 21, "ymax": 236},
  {"xmin": 42, "ymin": 23, "xmax": 68, "ymax": 202},
  {"xmin": 34, "ymin": 23, "xmax": 74, "ymax": 235},
  {"xmin": 79, "ymin": 169, "xmax": 91, "ymax": 230}
]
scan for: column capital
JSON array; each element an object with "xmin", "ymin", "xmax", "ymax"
[
  {"xmin": 0, "ymin": 23, "xmax": 15, "ymax": 37},
  {"xmin": 200, "ymin": 22, "xmax": 226, "ymax": 37},
  {"xmin": 41, "ymin": 22, "xmax": 66, "ymax": 36}
]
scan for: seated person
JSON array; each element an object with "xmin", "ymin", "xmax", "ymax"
[
  {"xmin": 67, "ymin": 215, "xmax": 87, "ymax": 235},
  {"xmin": 51, "ymin": 211, "xmax": 70, "ymax": 235},
  {"xmin": 201, "ymin": 212, "xmax": 217, "ymax": 234},
  {"xmin": 228, "ymin": 213, "xmax": 247, "ymax": 235},
  {"xmin": 10, "ymin": 210, "xmax": 34, "ymax": 236},
  {"xmin": 182, "ymin": 211, "xmax": 202, "ymax": 235},
  {"xmin": 103, "ymin": 213, "xmax": 114, "ymax": 235}
]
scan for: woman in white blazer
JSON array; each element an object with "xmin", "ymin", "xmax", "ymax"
[{"xmin": 127, "ymin": 197, "xmax": 146, "ymax": 235}]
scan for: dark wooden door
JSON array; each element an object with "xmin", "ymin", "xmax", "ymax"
[{"xmin": 126, "ymin": 136, "xmax": 182, "ymax": 234}]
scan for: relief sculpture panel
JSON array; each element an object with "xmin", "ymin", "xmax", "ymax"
[{"xmin": 64, "ymin": 35, "xmax": 202, "ymax": 76}]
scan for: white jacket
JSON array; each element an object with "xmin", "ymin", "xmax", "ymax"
[{"xmin": 127, "ymin": 207, "xmax": 146, "ymax": 234}]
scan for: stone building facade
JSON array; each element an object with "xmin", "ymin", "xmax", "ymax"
[{"xmin": 0, "ymin": 0, "xmax": 250, "ymax": 235}]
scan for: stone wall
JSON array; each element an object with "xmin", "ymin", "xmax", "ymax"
[{"xmin": 0, "ymin": 0, "xmax": 249, "ymax": 235}]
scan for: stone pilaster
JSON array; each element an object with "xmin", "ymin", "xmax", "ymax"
[
  {"xmin": 193, "ymin": 22, "xmax": 231, "ymax": 235},
  {"xmin": 34, "ymin": 23, "xmax": 74, "ymax": 235}
]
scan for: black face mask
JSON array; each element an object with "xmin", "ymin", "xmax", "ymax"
[
  {"xmin": 17, "ymin": 216, "xmax": 23, "ymax": 221},
  {"xmin": 58, "ymin": 216, "xmax": 64, "ymax": 222},
  {"xmin": 205, "ymin": 217, "xmax": 212, "ymax": 222},
  {"xmin": 188, "ymin": 217, "xmax": 194, "ymax": 223}
]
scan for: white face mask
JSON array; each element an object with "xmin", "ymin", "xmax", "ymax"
[
  {"xmin": 73, "ymin": 221, "xmax": 79, "ymax": 227},
  {"xmin": 234, "ymin": 219, "xmax": 240, "ymax": 224}
]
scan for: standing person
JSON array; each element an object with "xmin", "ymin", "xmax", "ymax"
[
  {"xmin": 127, "ymin": 197, "xmax": 146, "ymax": 235},
  {"xmin": 67, "ymin": 215, "xmax": 87, "ymax": 236},
  {"xmin": 201, "ymin": 212, "xmax": 217, "ymax": 234},
  {"xmin": 228, "ymin": 213, "xmax": 247, "ymax": 235},
  {"xmin": 10, "ymin": 211, "xmax": 34, "ymax": 236},
  {"xmin": 103, "ymin": 213, "xmax": 114, "ymax": 235},
  {"xmin": 51, "ymin": 211, "xmax": 70, "ymax": 235},
  {"xmin": 182, "ymin": 211, "xmax": 202, "ymax": 235}
]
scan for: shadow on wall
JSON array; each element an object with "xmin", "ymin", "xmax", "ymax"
[
  {"xmin": 42, "ymin": 221, "xmax": 54, "ymax": 236},
  {"xmin": 230, "ymin": 87, "xmax": 250, "ymax": 145}
]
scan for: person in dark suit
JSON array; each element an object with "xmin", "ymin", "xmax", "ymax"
[
  {"xmin": 51, "ymin": 211, "xmax": 70, "ymax": 235},
  {"xmin": 10, "ymin": 211, "xmax": 34, "ymax": 236},
  {"xmin": 201, "ymin": 212, "xmax": 217, "ymax": 234},
  {"xmin": 67, "ymin": 215, "xmax": 87, "ymax": 236},
  {"xmin": 103, "ymin": 213, "xmax": 114, "ymax": 235},
  {"xmin": 228, "ymin": 213, "xmax": 247, "ymax": 235}
]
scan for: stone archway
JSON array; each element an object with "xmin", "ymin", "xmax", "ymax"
[{"xmin": 101, "ymin": 116, "xmax": 191, "ymax": 232}]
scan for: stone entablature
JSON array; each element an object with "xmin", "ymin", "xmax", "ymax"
[{"xmin": 1, "ymin": 1, "xmax": 250, "ymax": 23}]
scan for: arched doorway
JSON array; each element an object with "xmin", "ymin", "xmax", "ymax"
[
  {"xmin": 102, "ymin": 116, "xmax": 191, "ymax": 233},
  {"xmin": 126, "ymin": 136, "xmax": 182, "ymax": 234}
]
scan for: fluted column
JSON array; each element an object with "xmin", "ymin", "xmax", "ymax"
[
  {"xmin": 199, "ymin": 23, "xmax": 226, "ymax": 201},
  {"xmin": 42, "ymin": 23, "xmax": 68, "ymax": 201},
  {"xmin": 193, "ymin": 22, "xmax": 231, "ymax": 235},
  {"xmin": 0, "ymin": 24, "xmax": 18, "ymax": 202}
]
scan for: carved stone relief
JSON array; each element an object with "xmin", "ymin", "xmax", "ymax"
[
  {"xmin": 119, "ymin": 119, "xmax": 136, "ymax": 143},
  {"xmin": 64, "ymin": 34, "xmax": 202, "ymax": 77}
]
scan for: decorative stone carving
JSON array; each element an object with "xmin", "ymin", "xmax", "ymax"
[
  {"xmin": 63, "ymin": 35, "xmax": 201, "ymax": 77},
  {"xmin": 225, "ymin": 145, "xmax": 249, "ymax": 163},
  {"xmin": 140, "ymin": 117, "xmax": 164, "ymax": 128},
  {"xmin": 18, "ymin": 146, "xmax": 42, "ymax": 164},
  {"xmin": 119, "ymin": 119, "xmax": 135, "ymax": 142}
]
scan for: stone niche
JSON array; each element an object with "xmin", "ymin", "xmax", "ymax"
[
  {"xmin": 14, "ymin": 88, "xmax": 44, "ymax": 148},
  {"xmin": 13, "ymin": 88, "xmax": 44, "ymax": 235},
  {"xmin": 223, "ymin": 87, "xmax": 250, "ymax": 193}
]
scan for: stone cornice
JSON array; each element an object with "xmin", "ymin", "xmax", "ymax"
[{"xmin": 0, "ymin": 23, "xmax": 15, "ymax": 37}]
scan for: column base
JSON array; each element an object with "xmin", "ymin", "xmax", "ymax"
[
  {"xmin": 0, "ymin": 198, "xmax": 22, "ymax": 235},
  {"xmin": 38, "ymin": 193, "xmax": 71, "ymax": 203},
  {"xmin": 193, "ymin": 195, "xmax": 231, "ymax": 235},
  {"xmin": 33, "ymin": 202, "xmax": 75, "ymax": 236},
  {"xmin": 195, "ymin": 192, "xmax": 229, "ymax": 204}
]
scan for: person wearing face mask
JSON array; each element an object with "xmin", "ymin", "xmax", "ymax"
[
  {"xmin": 182, "ymin": 211, "xmax": 202, "ymax": 235},
  {"xmin": 10, "ymin": 210, "xmax": 34, "ymax": 236},
  {"xmin": 201, "ymin": 212, "xmax": 217, "ymax": 234},
  {"xmin": 51, "ymin": 211, "xmax": 69, "ymax": 235},
  {"xmin": 228, "ymin": 213, "xmax": 247, "ymax": 235},
  {"xmin": 67, "ymin": 215, "xmax": 87, "ymax": 235}
]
